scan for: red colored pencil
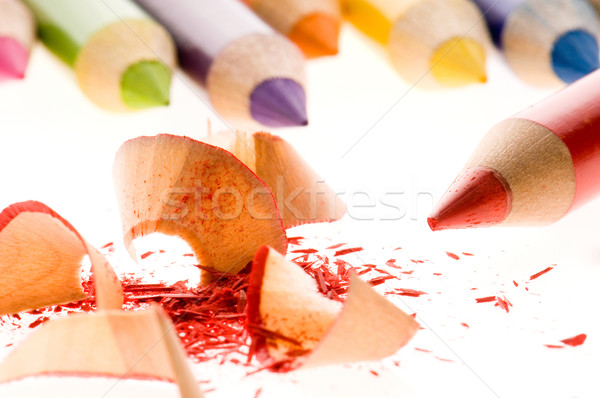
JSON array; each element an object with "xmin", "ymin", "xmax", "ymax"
[
  {"xmin": 429, "ymin": 69, "xmax": 600, "ymax": 230},
  {"xmin": 0, "ymin": 0, "xmax": 34, "ymax": 81}
]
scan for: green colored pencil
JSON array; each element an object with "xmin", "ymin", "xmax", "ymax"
[{"xmin": 24, "ymin": 0, "xmax": 176, "ymax": 111}]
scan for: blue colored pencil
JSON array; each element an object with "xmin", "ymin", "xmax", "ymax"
[{"xmin": 474, "ymin": 0, "xmax": 600, "ymax": 86}]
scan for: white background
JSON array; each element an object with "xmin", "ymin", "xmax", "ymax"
[{"xmin": 1, "ymin": 22, "xmax": 600, "ymax": 398}]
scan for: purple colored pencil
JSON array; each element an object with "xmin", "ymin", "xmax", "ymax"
[{"xmin": 134, "ymin": 0, "xmax": 308, "ymax": 127}]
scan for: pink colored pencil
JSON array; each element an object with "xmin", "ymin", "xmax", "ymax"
[{"xmin": 0, "ymin": 0, "xmax": 34, "ymax": 81}]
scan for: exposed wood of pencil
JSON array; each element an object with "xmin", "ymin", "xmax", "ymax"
[
  {"xmin": 503, "ymin": 0, "xmax": 600, "ymax": 86},
  {"xmin": 465, "ymin": 118, "xmax": 576, "ymax": 225},
  {"xmin": 0, "ymin": 307, "xmax": 204, "ymax": 398},
  {"xmin": 76, "ymin": 19, "xmax": 176, "ymax": 111},
  {"xmin": 0, "ymin": 201, "xmax": 123, "ymax": 315},
  {"xmin": 344, "ymin": 0, "xmax": 489, "ymax": 88},
  {"xmin": 206, "ymin": 33, "xmax": 305, "ymax": 123},
  {"xmin": 388, "ymin": 0, "xmax": 489, "ymax": 87},
  {"xmin": 0, "ymin": 0, "xmax": 34, "ymax": 47},
  {"xmin": 113, "ymin": 134, "xmax": 287, "ymax": 277},
  {"xmin": 244, "ymin": 0, "xmax": 341, "ymax": 57}
]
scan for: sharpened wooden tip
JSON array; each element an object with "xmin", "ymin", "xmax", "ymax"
[
  {"xmin": 428, "ymin": 166, "xmax": 511, "ymax": 231},
  {"xmin": 0, "ymin": 37, "xmax": 28, "ymax": 79},
  {"xmin": 430, "ymin": 37, "xmax": 487, "ymax": 87},
  {"xmin": 121, "ymin": 60, "xmax": 172, "ymax": 109},
  {"xmin": 289, "ymin": 12, "xmax": 340, "ymax": 58}
]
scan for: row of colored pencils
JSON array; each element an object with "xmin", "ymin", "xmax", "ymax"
[{"xmin": 3, "ymin": 0, "xmax": 600, "ymax": 125}]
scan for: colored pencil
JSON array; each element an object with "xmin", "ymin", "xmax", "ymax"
[
  {"xmin": 428, "ymin": 69, "xmax": 600, "ymax": 231},
  {"xmin": 473, "ymin": 0, "xmax": 600, "ymax": 86},
  {"xmin": 23, "ymin": 0, "xmax": 176, "ymax": 111},
  {"xmin": 134, "ymin": 0, "xmax": 308, "ymax": 127},
  {"xmin": 342, "ymin": 0, "xmax": 490, "ymax": 88},
  {"xmin": 0, "ymin": 0, "xmax": 34, "ymax": 81},
  {"xmin": 241, "ymin": 0, "xmax": 341, "ymax": 58}
]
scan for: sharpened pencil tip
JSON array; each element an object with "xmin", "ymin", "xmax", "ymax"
[
  {"xmin": 430, "ymin": 37, "xmax": 487, "ymax": 87},
  {"xmin": 250, "ymin": 78, "xmax": 308, "ymax": 127},
  {"xmin": 289, "ymin": 13, "xmax": 340, "ymax": 58},
  {"xmin": 0, "ymin": 37, "xmax": 29, "ymax": 80},
  {"xmin": 552, "ymin": 29, "xmax": 599, "ymax": 84},
  {"xmin": 121, "ymin": 61, "xmax": 172, "ymax": 110},
  {"xmin": 429, "ymin": 166, "xmax": 511, "ymax": 231}
]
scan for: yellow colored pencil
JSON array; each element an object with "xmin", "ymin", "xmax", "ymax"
[{"xmin": 343, "ymin": 0, "xmax": 491, "ymax": 88}]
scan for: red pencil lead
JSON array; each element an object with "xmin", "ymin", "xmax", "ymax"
[{"xmin": 428, "ymin": 166, "xmax": 511, "ymax": 231}]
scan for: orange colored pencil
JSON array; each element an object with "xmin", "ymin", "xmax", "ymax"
[{"xmin": 242, "ymin": 0, "xmax": 341, "ymax": 58}]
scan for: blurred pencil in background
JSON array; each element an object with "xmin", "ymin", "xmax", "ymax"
[
  {"xmin": 241, "ymin": 0, "xmax": 341, "ymax": 58},
  {"xmin": 342, "ymin": 0, "xmax": 490, "ymax": 88},
  {"xmin": 473, "ymin": 0, "xmax": 600, "ymax": 86},
  {"xmin": 23, "ymin": 0, "xmax": 176, "ymax": 111},
  {"xmin": 0, "ymin": 0, "xmax": 34, "ymax": 81},
  {"xmin": 135, "ymin": 0, "xmax": 307, "ymax": 127}
]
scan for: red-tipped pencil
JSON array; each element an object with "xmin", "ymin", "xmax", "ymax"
[
  {"xmin": 429, "ymin": 69, "xmax": 600, "ymax": 230},
  {"xmin": 0, "ymin": 0, "xmax": 34, "ymax": 81}
]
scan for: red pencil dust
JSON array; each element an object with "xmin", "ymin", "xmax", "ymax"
[{"xmin": 429, "ymin": 69, "xmax": 600, "ymax": 230}]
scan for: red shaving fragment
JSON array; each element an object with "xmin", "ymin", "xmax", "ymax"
[
  {"xmin": 462, "ymin": 252, "xmax": 474, "ymax": 256},
  {"xmin": 475, "ymin": 296, "xmax": 496, "ymax": 303},
  {"xmin": 432, "ymin": 273, "xmax": 442, "ymax": 276},
  {"xmin": 367, "ymin": 275, "xmax": 394, "ymax": 286},
  {"xmin": 315, "ymin": 269, "xmax": 328, "ymax": 293},
  {"xmin": 445, "ymin": 252, "xmax": 459, "ymax": 260},
  {"xmin": 461, "ymin": 323, "xmax": 469, "ymax": 328},
  {"xmin": 28, "ymin": 316, "xmax": 49, "ymax": 328},
  {"xmin": 370, "ymin": 370, "xmax": 379, "ymax": 376},
  {"xmin": 529, "ymin": 266, "xmax": 554, "ymax": 280},
  {"xmin": 286, "ymin": 236, "xmax": 304, "ymax": 245},
  {"xmin": 253, "ymin": 388, "xmax": 263, "ymax": 398},
  {"xmin": 414, "ymin": 347, "xmax": 431, "ymax": 353},
  {"xmin": 410, "ymin": 259, "xmax": 424, "ymax": 264},
  {"xmin": 326, "ymin": 243, "xmax": 346, "ymax": 250},
  {"xmin": 385, "ymin": 259, "xmax": 402, "ymax": 269},
  {"xmin": 140, "ymin": 251, "xmax": 155, "ymax": 260},
  {"xmin": 290, "ymin": 248, "xmax": 318, "ymax": 254},
  {"xmin": 334, "ymin": 247, "xmax": 363, "ymax": 256},
  {"xmin": 435, "ymin": 357, "xmax": 454, "ymax": 363},
  {"xmin": 183, "ymin": 253, "xmax": 195, "ymax": 257},
  {"xmin": 513, "ymin": 281, "xmax": 518, "ymax": 287},
  {"xmin": 545, "ymin": 344, "xmax": 563, "ymax": 349},
  {"xmin": 395, "ymin": 288, "xmax": 427, "ymax": 297},
  {"xmin": 495, "ymin": 296, "xmax": 512, "ymax": 313},
  {"xmin": 100, "ymin": 242, "xmax": 113, "ymax": 249},
  {"xmin": 394, "ymin": 247, "xmax": 402, "ymax": 251},
  {"xmin": 561, "ymin": 334, "xmax": 587, "ymax": 347}
]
